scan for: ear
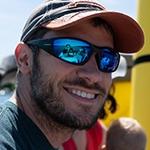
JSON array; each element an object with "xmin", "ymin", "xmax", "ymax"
[{"xmin": 15, "ymin": 43, "xmax": 32, "ymax": 74}]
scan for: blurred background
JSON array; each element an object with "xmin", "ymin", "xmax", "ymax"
[
  {"xmin": 0, "ymin": 0, "xmax": 137, "ymax": 60},
  {"xmin": 0, "ymin": 0, "xmax": 150, "ymax": 149}
]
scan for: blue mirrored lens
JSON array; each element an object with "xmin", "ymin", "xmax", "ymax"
[
  {"xmin": 52, "ymin": 39, "xmax": 91, "ymax": 64},
  {"xmin": 98, "ymin": 48, "xmax": 119, "ymax": 72},
  {"xmin": 27, "ymin": 38, "xmax": 120, "ymax": 72}
]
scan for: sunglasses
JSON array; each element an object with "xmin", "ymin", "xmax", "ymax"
[{"xmin": 27, "ymin": 37, "xmax": 120, "ymax": 73}]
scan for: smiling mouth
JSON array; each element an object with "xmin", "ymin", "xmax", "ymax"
[{"xmin": 65, "ymin": 87, "xmax": 98, "ymax": 100}]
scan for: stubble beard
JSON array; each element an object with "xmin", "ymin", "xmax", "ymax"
[{"xmin": 30, "ymin": 61, "xmax": 105, "ymax": 130}]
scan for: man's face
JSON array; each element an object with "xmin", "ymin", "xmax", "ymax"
[{"xmin": 30, "ymin": 21, "xmax": 113, "ymax": 129}]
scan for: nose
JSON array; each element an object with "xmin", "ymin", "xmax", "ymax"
[{"xmin": 77, "ymin": 55, "xmax": 106, "ymax": 84}]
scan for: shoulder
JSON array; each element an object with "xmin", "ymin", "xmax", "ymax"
[
  {"xmin": 87, "ymin": 121, "xmax": 107, "ymax": 149},
  {"xmin": 86, "ymin": 121, "xmax": 103, "ymax": 149},
  {"xmin": 0, "ymin": 101, "xmax": 15, "ymax": 121},
  {"xmin": 88, "ymin": 121, "xmax": 103, "ymax": 135},
  {"xmin": 0, "ymin": 106, "xmax": 18, "ymax": 149},
  {"xmin": 0, "ymin": 102, "xmax": 29, "ymax": 149}
]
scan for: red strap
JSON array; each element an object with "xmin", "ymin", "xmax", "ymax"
[
  {"xmin": 63, "ymin": 138, "xmax": 77, "ymax": 150},
  {"xmin": 86, "ymin": 121, "xmax": 103, "ymax": 150},
  {"xmin": 63, "ymin": 121, "xmax": 103, "ymax": 150}
]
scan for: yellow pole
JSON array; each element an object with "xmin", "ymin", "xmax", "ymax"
[{"xmin": 131, "ymin": 0, "xmax": 150, "ymax": 149}]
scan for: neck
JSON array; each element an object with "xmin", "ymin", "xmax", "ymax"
[{"xmin": 11, "ymin": 78, "xmax": 74, "ymax": 149}]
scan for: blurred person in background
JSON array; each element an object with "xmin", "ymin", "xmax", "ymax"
[
  {"xmin": 0, "ymin": 55, "xmax": 17, "ymax": 103},
  {"xmin": 102, "ymin": 117, "xmax": 147, "ymax": 150}
]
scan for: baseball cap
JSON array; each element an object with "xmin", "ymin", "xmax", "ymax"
[{"xmin": 21, "ymin": 0, "xmax": 144, "ymax": 53}]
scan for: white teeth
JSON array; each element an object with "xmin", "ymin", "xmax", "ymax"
[
  {"xmin": 77, "ymin": 90, "xmax": 81, "ymax": 96},
  {"xmin": 71, "ymin": 89, "xmax": 95, "ymax": 99},
  {"xmin": 81, "ymin": 92, "xmax": 86, "ymax": 98},
  {"xmin": 87, "ymin": 93, "xmax": 95, "ymax": 99}
]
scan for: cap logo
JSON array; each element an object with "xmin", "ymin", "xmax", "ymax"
[{"xmin": 67, "ymin": 0, "xmax": 105, "ymax": 10}]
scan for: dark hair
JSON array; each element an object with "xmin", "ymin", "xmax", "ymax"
[
  {"xmin": 91, "ymin": 17, "xmax": 114, "ymax": 37},
  {"xmin": 27, "ymin": 27, "xmax": 49, "ymax": 41},
  {"xmin": 26, "ymin": 27, "xmax": 50, "ymax": 59},
  {"xmin": 99, "ymin": 84, "xmax": 117, "ymax": 119}
]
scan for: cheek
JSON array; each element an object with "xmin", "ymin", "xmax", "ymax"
[
  {"xmin": 49, "ymin": 62, "xmax": 75, "ymax": 79},
  {"xmin": 39, "ymin": 53, "xmax": 77, "ymax": 80},
  {"xmin": 103, "ymin": 74, "xmax": 112, "ymax": 93},
  {"xmin": 50, "ymin": 55, "xmax": 77, "ymax": 71}
]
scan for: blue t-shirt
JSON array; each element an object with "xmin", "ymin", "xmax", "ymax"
[{"xmin": 0, "ymin": 101, "xmax": 57, "ymax": 150}]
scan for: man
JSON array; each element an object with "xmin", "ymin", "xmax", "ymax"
[
  {"xmin": 0, "ymin": 0, "xmax": 144, "ymax": 150},
  {"xmin": 0, "ymin": 55, "xmax": 118, "ymax": 150}
]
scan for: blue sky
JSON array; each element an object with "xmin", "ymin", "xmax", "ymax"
[{"xmin": 0, "ymin": 0, "xmax": 137, "ymax": 61}]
